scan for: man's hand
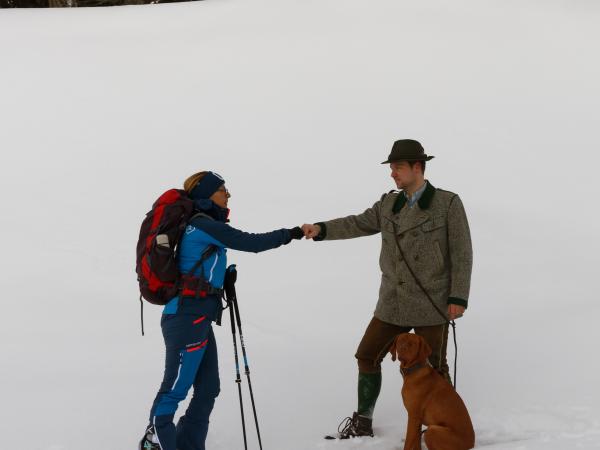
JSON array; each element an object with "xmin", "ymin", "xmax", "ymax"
[
  {"xmin": 448, "ymin": 304, "xmax": 465, "ymax": 320},
  {"xmin": 301, "ymin": 223, "xmax": 321, "ymax": 239}
]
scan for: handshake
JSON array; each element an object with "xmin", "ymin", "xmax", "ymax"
[{"xmin": 288, "ymin": 224, "xmax": 322, "ymax": 240}]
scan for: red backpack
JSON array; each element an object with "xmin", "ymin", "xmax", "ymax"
[{"xmin": 136, "ymin": 189, "xmax": 195, "ymax": 306}]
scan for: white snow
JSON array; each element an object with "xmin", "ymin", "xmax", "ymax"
[{"xmin": 1, "ymin": 0, "xmax": 599, "ymax": 449}]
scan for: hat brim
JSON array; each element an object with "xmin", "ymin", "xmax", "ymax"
[{"xmin": 380, "ymin": 155, "xmax": 435, "ymax": 164}]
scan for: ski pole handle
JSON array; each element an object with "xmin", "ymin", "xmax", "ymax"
[
  {"xmin": 226, "ymin": 264, "xmax": 238, "ymax": 282},
  {"xmin": 224, "ymin": 264, "xmax": 238, "ymax": 300}
]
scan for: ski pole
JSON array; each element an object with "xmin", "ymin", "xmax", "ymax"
[
  {"xmin": 232, "ymin": 292, "xmax": 263, "ymax": 450},
  {"xmin": 226, "ymin": 265, "xmax": 248, "ymax": 450},
  {"xmin": 226, "ymin": 265, "xmax": 264, "ymax": 450}
]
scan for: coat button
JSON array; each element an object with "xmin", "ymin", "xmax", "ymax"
[{"xmin": 412, "ymin": 231, "xmax": 419, "ymax": 237}]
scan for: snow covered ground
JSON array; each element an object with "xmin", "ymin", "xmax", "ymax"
[{"xmin": 1, "ymin": 0, "xmax": 600, "ymax": 449}]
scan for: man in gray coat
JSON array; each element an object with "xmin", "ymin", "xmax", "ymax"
[{"xmin": 302, "ymin": 139, "xmax": 473, "ymax": 439}]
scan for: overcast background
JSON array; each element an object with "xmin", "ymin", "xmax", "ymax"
[{"xmin": 1, "ymin": 0, "xmax": 599, "ymax": 449}]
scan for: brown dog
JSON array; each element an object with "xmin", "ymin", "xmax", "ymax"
[{"xmin": 390, "ymin": 333, "xmax": 475, "ymax": 450}]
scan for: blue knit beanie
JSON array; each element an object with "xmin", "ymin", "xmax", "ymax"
[{"xmin": 190, "ymin": 172, "xmax": 225, "ymax": 200}]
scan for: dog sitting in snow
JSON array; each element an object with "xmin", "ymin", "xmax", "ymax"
[{"xmin": 389, "ymin": 333, "xmax": 475, "ymax": 450}]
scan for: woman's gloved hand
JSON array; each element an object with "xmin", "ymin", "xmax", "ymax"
[{"xmin": 288, "ymin": 226, "xmax": 304, "ymax": 240}]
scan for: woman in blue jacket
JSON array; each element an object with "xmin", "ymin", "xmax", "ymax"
[{"xmin": 139, "ymin": 171, "xmax": 304, "ymax": 450}]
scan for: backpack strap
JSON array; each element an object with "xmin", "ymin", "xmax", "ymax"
[
  {"xmin": 179, "ymin": 245, "xmax": 223, "ymax": 299},
  {"xmin": 179, "ymin": 213, "xmax": 223, "ymax": 299},
  {"xmin": 184, "ymin": 211, "xmax": 218, "ymax": 280},
  {"xmin": 190, "ymin": 211, "xmax": 214, "ymax": 222},
  {"xmin": 187, "ymin": 244, "xmax": 218, "ymax": 278}
]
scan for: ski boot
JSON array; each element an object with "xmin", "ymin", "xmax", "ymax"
[
  {"xmin": 325, "ymin": 412, "xmax": 374, "ymax": 439},
  {"xmin": 138, "ymin": 425, "xmax": 161, "ymax": 450}
]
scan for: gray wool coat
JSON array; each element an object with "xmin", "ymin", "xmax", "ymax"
[{"xmin": 315, "ymin": 182, "xmax": 472, "ymax": 327}]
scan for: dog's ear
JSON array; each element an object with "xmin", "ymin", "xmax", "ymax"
[
  {"xmin": 389, "ymin": 335, "xmax": 400, "ymax": 362},
  {"xmin": 417, "ymin": 336, "xmax": 432, "ymax": 362}
]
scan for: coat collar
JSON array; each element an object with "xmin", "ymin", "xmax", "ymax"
[
  {"xmin": 392, "ymin": 181, "xmax": 436, "ymax": 214},
  {"xmin": 193, "ymin": 198, "xmax": 230, "ymax": 223}
]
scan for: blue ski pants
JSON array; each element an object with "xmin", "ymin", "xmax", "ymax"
[{"xmin": 149, "ymin": 313, "xmax": 220, "ymax": 450}]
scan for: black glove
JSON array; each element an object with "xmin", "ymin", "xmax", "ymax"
[
  {"xmin": 288, "ymin": 226, "xmax": 304, "ymax": 240},
  {"xmin": 224, "ymin": 265, "xmax": 237, "ymax": 300}
]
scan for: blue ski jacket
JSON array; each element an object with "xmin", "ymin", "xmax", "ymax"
[{"xmin": 163, "ymin": 203, "xmax": 292, "ymax": 319}]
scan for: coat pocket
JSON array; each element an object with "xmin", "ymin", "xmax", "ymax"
[
  {"xmin": 433, "ymin": 241, "xmax": 445, "ymax": 271},
  {"xmin": 421, "ymin": 215, "xmax": 446, "ymax": 232}
]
